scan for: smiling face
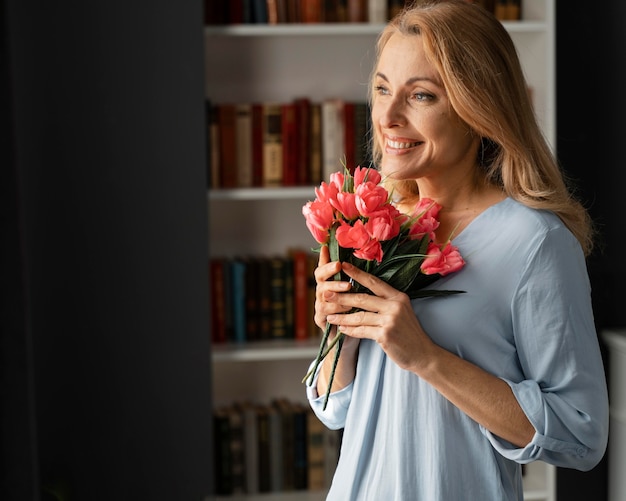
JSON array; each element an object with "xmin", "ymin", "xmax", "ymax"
[{"xmin": 371, "ymin": 33, "xmax": 480, "ymax": 186}]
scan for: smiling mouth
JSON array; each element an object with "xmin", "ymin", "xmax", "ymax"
[{"xmin": 386, "ymin": 138, "xmax": 421, "ymax": 149}]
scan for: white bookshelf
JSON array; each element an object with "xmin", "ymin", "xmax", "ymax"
[{"xmin": 207, "ymin": 2, "xmax": 557, "ymax": 499}]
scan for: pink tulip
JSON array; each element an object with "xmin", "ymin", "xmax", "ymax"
[
  {"xmin": 335, "ymin": 219, "xmax": 370, "ymax": 250},
  {"xmin": 331, "ymin": 192, "xmax": 360, "ymax": 220},
  {"xmin": 353, "ymin": 166, "xmax": 381, "ymax": 187},
  {"xmin": 421, "ymin": 242, "xmax": 465, "ymax": 276},
  {"xmin": 329, "ymin": 171, "xmax": 345, "ymax": 191},
  {"xmin": 366, "ymin": 211, "xmax": 401, "ymax": 241},
  {"xmin": 315, "ymin": 181, "xmax": 339, "ymax": 204},
  {"xmin": 354, "ymin": 239, "xmax": 384, "ymax": 263},
  {"xmin": 355, "ymin": 183, "xmax": 389, "ymax": 216},
  {"xmin": 303, "ymin": 200, "xmax": 335, "ymax": 244}
]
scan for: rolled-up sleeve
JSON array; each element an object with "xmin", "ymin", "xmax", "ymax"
[
  {"xmin": 482, "ymin": 227, "xmax": 609, "ymax": 471},
  {"xmin": 306, "ymin": 359, "xmax": 353, "ymax": 430}
]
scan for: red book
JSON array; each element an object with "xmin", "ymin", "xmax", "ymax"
[
  {"xmin": 218, "ymin": 104, "xmax": 238, "ymax": 188},
  {"xmin": 281, "ymin": 102, "xmax": 299, "ymax": 186},
  {"xmin": 251, "ymin": 103, "xmax": 264, "ymax": 187},
  {"xmin": 301, "ymin": 0, "xmax": 323, "ymax": 22},
  {"xmin": 210, "ymin": 258, "xmax": 227, "ymax": 343},
  {"xmin": 294, "ymin": 98, "xmax": 311, "ymax": 185},
  {"xmin": 290, "ymin": 249, "xmax": 310, "ymax": 341}
]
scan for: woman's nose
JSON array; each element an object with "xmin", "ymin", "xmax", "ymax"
[{"xmin": 378, "ymin": 96, "xmax": 406, "ymax": 129}]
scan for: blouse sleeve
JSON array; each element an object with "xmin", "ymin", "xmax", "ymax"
[
  {"xmin": 482, "ymin": 225, "xmax": 609, "ymax": 471},
  {"xmin": 306, "ymin": 359, "xmax": 354, "ymax": 430}
]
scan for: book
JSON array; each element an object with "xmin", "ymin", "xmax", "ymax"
[
  {"xmin": 250, "ymin": 0, "xmax": 269, "ymax": 23},
  {"xmin": 262, "ymin": 103, "xmax": 283, "ymax": 187},
  {"xmin": 251, "ymin": 103, "xmax": 264, "ymax": 186},
  {"xmin": 213, "ymin": 407, "xmax": 233, "ymax": 495},
  {"xmin": 207, "ymin": 102, "xmax": 221, "ymax": 188},
  {"xmin": 309, "ymin": 102, "xmax": 323, "ymax": 185},
  {"xmin": 281, "ymin": 102, "xmax": 299, "ymax": 186},
  {"xmin": 306, "ymin": 408, "xmax": 326, "ymax": 490},
  {"xmin": 218, "ymin": 104, "xmax": 238, "ymax": 188},
  {"xmin": 228, "ymin": 406, "xmax": 246, "ymax": 494},
  {"xmin": 244, "ymin": 256, "xmax": 261, "ymax": 341},
  {"xmin": 209, "ymin": 257, "xmax": 227, "ymax": 344},
  {"xmin": 368, "ymin": 0, "xmax": 387, "ymax": 23},
  {"xmin": 301, "ymin": 0, "xmax": 323, "ymax": 22},
  {"xmin": 241, "ymin": 402, "xmax": 259, "ymax": 494},
  {"xmin": 290, "ymin": 248, "xmax": 311, "ymax": 341},
  {"xmin": 268, "ymin": 404, "xmax": 284, "ymax": 491},
  {"xmin": 284, "ymin": 254, "xmax": 294, "ymax": 339},
  {"xmin": 257, "ymin": 405, "xmax": 272, "ymax": 492},
  {"xmin": 294, "ymin": 97, "xmax": 312, "ymax": 185},
  {"xmin": 257, "ymin": 256, "xmax": 273, "ymax": 340},
  {"xmin": 321, "ymin": 98, "xmax": 345, "ymax": 182},
  {"xmin": 347, "ymin": 0, "xmax": 367, "ymax": 22},
  {"xmin": 273, "ymin": 398, "xmax": 296, "ymax": 490},
  {"xmin": 292, "ymin": 402, "xmax": 309, "ymax": 490},
  {"xmin": 307, "ymin": 252, "xmax": 319, "ymax": 339},
  {"xmin": 270, "ymin": 256, "xmax": 289, "ymax": 339},
  {"xmin": 235, "ymin": 103, "xmax": 253, "ymax": 187},
  {"xmin": 229, "ymin": 258, "xmax": 247, "ymax": 343}
]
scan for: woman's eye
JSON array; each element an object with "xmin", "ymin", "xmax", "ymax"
[
  {"xmin": 374, "ymin": 85, "xmax": 390, "ymax": 96},
  {"xmin": 412, "ymin": 92, "xmax": 433, "ymax": 102}
]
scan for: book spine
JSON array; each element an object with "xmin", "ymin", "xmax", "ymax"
[
  {"xmin": 291, "ymin": 249, "xmax": 310, "ymax": 341},
  {"xmin": 213, "ymin": 409, "xmax": 233, "ymax": 495},
  {"xmin": 230, "ymin": 258, "xmax": 247, "ymax": 343},
  {"xmin": 368, "ymin": 0, "xmax": 387, "ymax": 24},
  {"xmin": 235, "ymin": 103, "xmax": 253, "ymax": 187},
  {"xmin": 218, "ymin": 104, "xmax": 238, "ymax": 188},
  {"xmin": 294, "ymin": 97, "xmax": 312, "ymax": 185},
  {"xmin": 251, "ymin": 103, "xmax": 264, "ymax": 186},
  {"xmin": 309, "ymin": 102, "xmax": 323, "ymax": 185},
  {"xmin": 257, "ymin": 406, "xmax": 271, "ymax": 492},
  {"xmin": 229, "ymin": 407, "xmax": 246, "ymax": 494},
  {"xmin": 262, "ymin": 103, "xmax": 284, "ymax": 187},
  {"xmin": 321, "ymin": 99, "xmax": 345, "ymax": 182},
  {"xmin": 281, "ymin": 102, "xmax": 298, "ymax": 186},
  {"xmin": 209, "ymin": 258, "xmax": 227, "ymax": 344},
  {"xmin": 270, "ymin": 257, "xmax": 288, "ymax": 339}
]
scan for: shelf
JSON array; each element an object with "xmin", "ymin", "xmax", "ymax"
[
  {"xmin": 205, "ymin": 21, "xmax": 548, "ymax": 37},
  {"xmin": 213, "ymin": 490, "xmax": 326, "ymax": 501},
  {"xmin": 212, "ymin": 339, "xmax": 321, "ymax": 363},
  {"xmin": 209, "ymin": 186, "xmax": 316, "ymax": 201}
]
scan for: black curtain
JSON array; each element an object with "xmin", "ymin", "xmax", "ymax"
[
  {"xmin": 1, "ymin": 1, "xmax": 213, "ymax": 499},
  {"xmin": 556, "ymin": 2, "xmax": 626, "ymax": 500}
]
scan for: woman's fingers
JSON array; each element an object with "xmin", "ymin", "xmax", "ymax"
[{"xmin": 340, "ymin": 262, "xmax": 401, "ymax": 300}]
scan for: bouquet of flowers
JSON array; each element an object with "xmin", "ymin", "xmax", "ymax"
[{"xmin": 302, "ymin": 166, "xmax": 465, "ymax": 409}]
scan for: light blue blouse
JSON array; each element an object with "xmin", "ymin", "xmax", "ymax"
[{"xmin": 307, "ymin": 198, "xmax": 609, "ymax": 501}]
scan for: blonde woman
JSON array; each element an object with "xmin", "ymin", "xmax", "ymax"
[{"xmin": 307, "ymin": 1, "xmax": 609, "ymax": 499}]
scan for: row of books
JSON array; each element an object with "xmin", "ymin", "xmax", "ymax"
[
  {"xmin": 214, "ymin": 398, "xmax": 342, "ymax": 496},
  {"xmin": 206, "ymin": 98, "xmax": 372, "ymax": 190},
  {"xmin": 204, "ymin": 0, "xmax": 522, "ymax": 26},
  {"xmin": 210, "ymin": 250, "xmax": 319, "ymax": 345}
]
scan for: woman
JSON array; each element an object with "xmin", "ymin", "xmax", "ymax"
[{"xmin": 306, "ymin": 1, "xmax": 609, "ymax": 499}]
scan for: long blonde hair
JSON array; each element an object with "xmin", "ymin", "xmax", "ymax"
[{"xmin": 370, "ymin": 0, "xmax": 594, "ymax": 255}]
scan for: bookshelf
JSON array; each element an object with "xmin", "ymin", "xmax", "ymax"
[{"xmin": 206, "ymin": 1, "xmax": 556, "ymax": 500}]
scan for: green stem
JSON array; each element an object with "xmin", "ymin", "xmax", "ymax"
[
  {"xmin": 302, "ymin": 326, "xmax": 344, "ymax": 385},
  {"xmin": 322, "ymin": 333, "xmax": 344, "ymax": 411}
]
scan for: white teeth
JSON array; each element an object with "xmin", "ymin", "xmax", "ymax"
[{"xmin": 387, "ymin": 139, "xmax": 419, "ymax": 149}]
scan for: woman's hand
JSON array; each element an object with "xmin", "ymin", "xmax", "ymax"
[{"xmin": 325, "ymin": 261, "xmax": 435, "ymax": 374}]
